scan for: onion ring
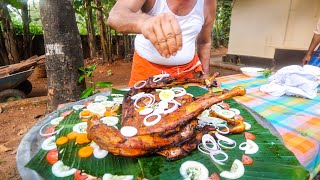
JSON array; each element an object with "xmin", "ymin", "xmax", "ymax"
[
  {"xmin": 134, "ymin": 80, "xmax": 146, "ymax": 89},
  {"xmin": 215, "ymin": 124, "xmax": 230, "ymax": 134},
  {"xmin": 218, "ymin": 140, "xmax": 237, "ymax": 149},
  {"xmin": 214, "ymin": 132, "xmax": 234, "ymax": 145},
  {"xmin": 171, "ymin": 87, "xmax": 186, "ymax": 97},
  {"xmin": 144, "ymin": 113, "xmax": 161, "ymax": 126},
  {"xmin": 131, "ymin": 92, "xmax": 145, "ymax": 100},
  {"xmin": 239, "ymin": 142, "xmax": 248, "ymax": 150},
  {"xmin": 163, "ymin": 101, "xmax": 179, "ymax": 114},
  {"xmin": 153, "ymin": 74, "xmax": 170, "ymax": 82},
  {"xmin": 134, "ymin": 94, "xmax": 155, "ymax": 109},
  {"xmin": 39, "ymin": 122, "xmax": 64, "ymax": 137},
  {"xmin": 209, "ymin": 150, "xmax": 228, "ymax": 165},
  {"xmin": 202, "ymin": 134, "xmax": 220, "ymax": 151}
]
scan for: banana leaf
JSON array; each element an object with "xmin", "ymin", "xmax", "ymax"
[{"xmin": 25, "ymin": 86, "xmax": 309, "ymax": 179}]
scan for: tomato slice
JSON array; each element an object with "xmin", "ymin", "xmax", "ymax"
[
  {"xmin": 74, "ymin": 170, "xmax": 88, "ymax": 180},
  {"xmin": 44, "ymin": 126, "xmax": 57, "ymax": 138},
  {"xmin": 209, "ymin": 172, "xmax": 220, "ymax": 180},
  {"xmin": 60, "ymin": 110, "xmax": 74, "ymax": 118},
  {"xmin": 219, "ymin": 103, "xmax": 230, "ymax": 110},
  {"xmin": 244, "ymin": 132, "xmax": 256, "ymax": 140},
  {"xmin": 234, "ymin": 114, "xmax": 244, "ymax": 121},
  {"xmin": 242, "ymin": 154, "xmax": 254, "ymax": 165},
  {"xmin": 46, "ymin": 149, "xmax": 58, "ymax": 165}
]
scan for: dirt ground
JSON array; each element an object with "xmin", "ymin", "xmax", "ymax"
[{"xmin": 0, "ymin": 48, "xmax": 237, "ymax": 180}]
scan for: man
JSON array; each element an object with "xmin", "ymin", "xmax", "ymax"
[
  {"xmin": 302, "ymin": 18, "xmax": 320, "ymax": 67},
  {"xmin": 107, "ymin": 0, "xmax": 216, "ymax": 86}
]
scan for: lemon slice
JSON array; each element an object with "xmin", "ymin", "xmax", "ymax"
[{"xmin": 159, "ymin": 90, "xmax": 175, "ymax": 102}]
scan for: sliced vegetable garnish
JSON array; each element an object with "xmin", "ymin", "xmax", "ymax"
[
  {"xmin": 209, "ymin": 172, "xmax": 220, "ymax": 180},
  {"xmin": 41, "ymin": 136, "xmax": 57, "ymax": 151},
  {"xmin": 93, "ymin": 146, "xmax": 109, "ymax": 159},
  {"xmin": 56, "ymin": 136, "xmax": 69, "ymax": 146},
  {"xmin": 202, "ymin": 134, "xmax": 220, "ymax": 151},
  {"xmin": 78, "ymin": 146, "xmax": 94, "ymax": 158},
  {"xmin": 163, "ymin": 100, "xmax": 179, "ymax": 114},
  {"xmin": 216, "ymin": 109, "xmax": 235, "ymax": 119},
  {"xmin": 134, "ymin": 93, "xmax": 155, "ymax": 109},
  {"xmin": 239, "ymin": 140, "xmax": 259, "ymax": 154},
  {"xmin": 102, "ymin": 173, "xmax": 134, "ymax": 180},
  {"xmin": 113, "ymin": 97, "xmax": 124, "ymax": 104},
  {"xmin": 153, "ymin": 73, "xmax": 170, "ymax": 82},
  {"xmin": 52, "ymin": 161, "xmax": 77, "ymax": 177},
  {"xmin": 171, "ymin": 87, "xmax": 186, "ymax": 97},
  {"xmin": 100, "ymin": 116, "xmax": 119, "ymax": 126},
  {"xmin": 220, "ymin": 159, "xmax": 245, "ymax": 179},
  {"xmin": 209, "ymin": 150, "xmax": 229, "ymax": 165},
  {"xmin": 94, "ymin": 95, "xmax": 108, "ymax": 102},
  {"xmin": 210, "ymin": 104, "xmax": 222, "ymax": 112},
  {"xmin": 144, "ymin": 113, "xmax": 161, "ymax": 126},
  {"xmin": 131, "ymin": 92, "xmax": 145, "ymax": 100},
  {"xmin": 229, "ymin": 108, "xmax": 240, "ymax": 115},
  {"xmin": 138, "ymin": 107, "xmax": 154, "ymax": 115},
  {"xmin": 104, "ymin": 111, "xmax": 118, "ymax": 117},
  {"xmin": 73, "ymin": 122, "xmax": 88, "ymax": 134},
  {"xmin": 67, "ymin": 131, "xmax": 78, "ymax": 140},
  {"xmin": 50, "ymin": 117, "xmax": 64, "ymax": 125},
  {"xmin": 79, "ymin": 110, "xmax": 91, "ymax": 119},
  {"xmin": 244, "ymin": 132, "xmax": 256, "ymax": 140},
  {"xmin": 215, "ymin": 124, "xmax": 230, "ymax": 134},
  {"xmin": 120, "ymin": 126, "xmax": 138, "ymax": 137},
  {"xmin": 46, "ymin": 149, "xmax": 58, "ymax": 165},
  {"xmin": 87, "ymin": 103, "xmax": 106, "ymax": 117},
  {"xmin": 74, "ymin": 170, "xmax": 88, "ymax": 180},
  {"xmin": 244, "ymin": 122, "xmax": 251, "ymax": 130},
  {"xmin": 60, "ymin": 110, "xmax": 74, "ymax": 118},
  {"xmin": 242, "ymin": 154, "xmax": 254, "ymax": 165},
  {"xmin": 72, "ymin": 105, "xmax": 85, "ymax": 111},
  {"xmin": 76, "ymin": 133, "xmax": 90, "ymax": 144},
  {"xmin": 219, "ymin": 102, "xmax": 230, "ymax": 110},
  {"xmin": 134, "ymin": 80, "xmax": 146, "ymax": 89},
  {"xmin": 234, "ymin": 114, "xmax": 244, "ymax": 121},
  {"xmin": 39, "ymin": 123, "xmax": 63, "ymax": 137},
  {"xmin": 215, "ymin": 132, "xmax": 237, "ymax": 149},
  {"xmin": 180, "ymin": 161, "xmax": 209, "ymax": 180},
  {"xmin": 159, "ymin": 89, "xmax": 175, "ymax": 102}
]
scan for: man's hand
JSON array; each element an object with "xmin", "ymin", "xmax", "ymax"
[
  {"xmin": 302, "ymin": 53, "xmax": 312, "ymax": 65},
  {"xmin": 140, "ymin": 13, "xmax": 182, "ymax": 58}
]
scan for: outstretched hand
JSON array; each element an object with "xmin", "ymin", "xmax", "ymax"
[{"xmin": 141, "ymin": 13, "xmax": 182, "ymax": 58}]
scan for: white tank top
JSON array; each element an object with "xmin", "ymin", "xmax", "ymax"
[{"xmin": 135, "ymin": 0, "xmax": 205, "ymax": 66}]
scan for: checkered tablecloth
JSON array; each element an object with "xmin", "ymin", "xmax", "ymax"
[{"xmin": 218, "ymin": 74, "xmax": 320, "ymax": 178}]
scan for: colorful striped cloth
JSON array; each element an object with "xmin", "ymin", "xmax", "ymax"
[{"xmin": 219, "ymin": 74, "xmax": 320, "ymax": 178}]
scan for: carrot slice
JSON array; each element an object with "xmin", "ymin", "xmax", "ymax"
[
  {"xmin": 104, "ymin": 111, "xmax": 117, "ymax": 117},
  {"xmin": 56, "ymin": 136, "xmax": 68, "ymax": 145},
  {"xmin": 244, "ymin": 132, "xmax": 256, "ymax": 140},
  {"xmin": 80, "ymin": 110, "xmax": 91, "ymax": 117},
  {"xmin": 78, "ymin": 146, "xmax": 94, "ymax": 158},
  {"xmin": 67, "ymin": 131, "xmax": 78, "ymax": 140},
  {"xmin": 76, "ymin": 133, "xmax": 90, "ymax": 144},
  {"xmin": 242, "ymin": 154, "xmax": 254, "ymax": 165},
  {"xmin": 112, "ymin": 105, "xmax": 120, "ymax": 112}
]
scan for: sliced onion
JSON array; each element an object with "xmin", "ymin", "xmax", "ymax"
[
  {"xmin": 143, "ymin": 113, "xmax": 161, "ymax": 126},
  {"xmin": 139, "ymin": 107, "xmax": 154, "ymax": 115},
  {"xmin": 100, "ymin": 116, "xmax": 119, "ymax": 126},
  {"xmin": 41, "ymin": 136, "xmax": 57, "ymax": 150},
  {"xmin": 209, "ymin": 150, "xmax": 229, "ymax": 165},
  {"xmin": 39, "ymin": 123, "xmax": 64, "ymax": 137},
  {"xmin": 186, "ymin": 93, "xmax": 194, "ymax": 97},
  {"xmin": 134, "ymin": 80, "xmax": 146, "ymax": 89},
  {"xmin": 87, "ymin": 103, "xmax": 106, "ymax": 117},
  {"xmin": 229, "ymin": 108, "xmax": 240, "ymax": 115},
  {"xmin": 101, "ymin": 101, "xmax": 115, "ymax": 108},
  {"xmin": 218, "ymin": 140, "xmax": 237, "ymax": 149},
  {"xmin": 210, "ymin": 104, "xmax": 222, "ymax": 112},
  {"xmin": 111, "ymin": 94, "xmax": 124, "ymax": 97},
  {"xmin": 215, "ymin": 132, "xmax": 234, "ymax": 145},
  {"xmin": 120, "ymin": 126, "xmax": 138, "ymax": 137},
  {"xmin": 202, "ymin": 134, "xmax": 220, "ymax": 151},
  {"xmin": 113, "ymin": 97, "xmax": 124, "ymax": 104},
  {"xmin": 244, "ymin": 122, "xmax": 251, "ymax": 130},
  {"xmin": 131, "ymin": 92, "xmax": 145, "ymax": 100},
  {"xmin": 153, "ymin": 108, "xmax": 164, "ymax": 115},
  {"xmin": 153, "ymin": 74, "xmax": 170, "ymax": 82},
  {"xmin": 52, "ymin": 161, "xmax": 77, "ymax": 177},
  {"xmin": 163, "ymin": 101, "xmax": 179, "ymax": 114},
  {"xmin": 73, "ymin": 122, "xmax": 88, "ymax": 133},
  {"xmin": 157, "ymin": 101, "xmax": 169, "ymax": 109},
  {"xmin": 197, "ymin": 144, "xmax": 211, "ymax": 155},
  {"xmin": 171, "ymin": 87, "xmax": 186, "ymax": 97},
  {"xmin": 239, "ymin": 142, "xmax": 248, "ymax": 151},
  {"xmin": 215, "ymin": 124, "xmax": 230, "ymax": 134},
  {"xmin": 72, "ymin": 105, "xmax": 85, "ymax": 111},
  {"xmin": 103, "ymin": 174, "xmax": 134, "ymax": 180},
  {"xmin": 50, "ymin": 117, "xmax": 64, "ymax": 125},
  {"xmin": 90, "ymin": 142, "xmax": 99, "ymax": 149},
  {"xmin": 93, "ymin": 147, "xmax": 108, "ymax": 159},
  {"xmin": 94, "ymin": 95, "xmax": 108, "ymax": 102},
  {"xmin": 134, "ymin": 94, "xmax": 155, "ymax": 109}
]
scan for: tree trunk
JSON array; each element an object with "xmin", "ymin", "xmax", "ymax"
[
  {"xmin": 85, "ymin": 0, "xmax": 97, "ymax": 59},
  {"xmin": 40, "ymin": 0, "xmax": 85, "ymax": 112},
  {"xmin": 95, "ymin": 0, "xmax": 108, "ymax": 64},
  {"xmin": 0, "ymin": 29, "xmax": 9, "ymax": 66},
  {"xmin": 0, "ymin": 3, "xmax": 20, "ymax": 64},
  {"xmin": 21, "ymin": 1, "xmax": 31, "ymax": 59}
]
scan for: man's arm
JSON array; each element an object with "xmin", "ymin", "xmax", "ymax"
[
  {"xmin": 107, "ymin": 0, "xmax": 182, "ymax": 58},
  {"xmin": 302, "ymin": 33, "xmax": 320, "ymax": 65},
  {"xmin": 197, "ymin": 0, "xmax": 216, "ymax": 77}
]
